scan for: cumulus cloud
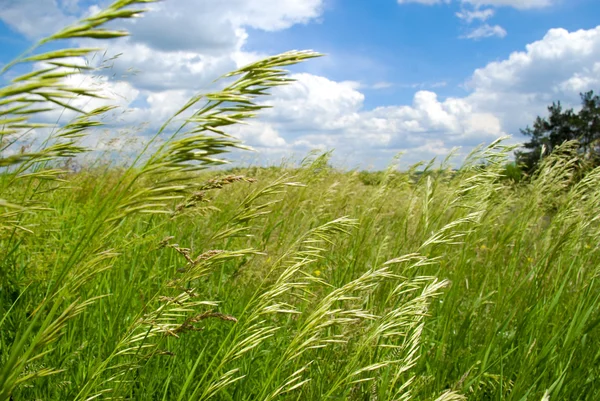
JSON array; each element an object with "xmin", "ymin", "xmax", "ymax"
[
  {"xmin": 4, "ymin": 1, "xmax": 599, "ymax": 168},
  {"xmin": 122, "ymin": 0, "xmax": 322, "ymax": 54},
  {"xmin": 261, "ymin": 73, "xmax": 364, "ymax": 134},
  {"xmin": 86, "ymin": 41, "xmax": 240, "ymax": 92},
  {"xmin": 0, "ymin": 0, "xmax": 327, "ymax": 161},
  {"xmin": 28, "ymin": 59, "xmax": 141, "ymax": 125},
  {"xmin": 1, "ymin": 0, "xmax": 324, "ymax": 93},
  {"xmin": 0, "ymin": 0, "xmax": 76, "ymax": 39},
  {"xmin": 227, "ymin": 73, "xmax": 504, "ymax": 166},
  {"xmin": 229, "ymin": 25, "xmax": 600, "ymax": 166},
  {"xmin": 99, "ymin": 0, "xmax": 322, "ymax": 92},
  {"xmin": 230, "ymin": 121, "xmax": 288, "ymax": 148},
  {"xmin": 465, "ymin": 26, "xmax": 600, "ymax": 133}
]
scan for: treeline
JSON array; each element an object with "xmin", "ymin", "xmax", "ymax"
[{"xmin": 516, "ymin": 90, "xmax": 600, "ymax": 175}]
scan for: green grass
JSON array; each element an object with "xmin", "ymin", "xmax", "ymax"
[
  {"xmin": 1, "ymin": 2, "xmax": 600, "ymax": 400},
  {"xmin": 2, "ymin": 145, "xmax": 599, "ymax": 400}
]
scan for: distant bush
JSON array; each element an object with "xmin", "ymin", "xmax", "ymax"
[
  {"xmin": 501, "ymin": 162, "xmax": 524, "ymax": 183},
  {"xmin": 357, "ymin": 170, "xmax": 386, "ymax": 186}
]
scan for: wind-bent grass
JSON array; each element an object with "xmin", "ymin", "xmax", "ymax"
[
  {"xmin": 1, "ymin": 1, "xmax": 600, "ymax": 400},
  {"xmin": 3, "ymin": 140, "xmax": 600, "ymax": 400}
]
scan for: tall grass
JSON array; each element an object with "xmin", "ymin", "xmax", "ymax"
[{"xmin": 1, "ymin": 1, "xmax": 600, "ymax": 400}]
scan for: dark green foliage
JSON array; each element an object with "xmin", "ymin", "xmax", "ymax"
[
  {"xmin": 357, "ymin": 170, "xmax": 388, "ymax": 186},
  {"xmin": 516, "ymin": 90, "xmax": 600, "ymax": 173},
  {"xmin": 501, "ymin": 162, "xmax": 524, "ymax": 183}
]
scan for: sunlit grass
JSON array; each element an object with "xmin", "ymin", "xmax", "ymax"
[{"xmin": 1, "ymin": 1, "xmax": 599, "ymax": 400}]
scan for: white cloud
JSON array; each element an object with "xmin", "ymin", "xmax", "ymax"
[
  {"xmin": 456, "ymin": 8, "xmax": 495, "ymax": 22},
  {"xmin": 26, "ymin": 23, "xmax": 600, "ymax": 168},
  {"xmin": 230, "ymin": 121, "xmax": 288, "ymax": 148},
  {"xmin": 461, "ymin": 24, "xmax": 507, "ymax": 39},
  {"xmin": 261, "ymin": 73, "xmax": 364, "ymax": 133},
  {"xmin": 229, "ymin": 25, "xmax": 600, "ymax": 167},
  {"xmin": 398, "ymin": 0, "xmax": 554, "ymax": 40},
  {"xmin": 465, "ymin": 26, "xmax": 600, "ymax": 133},
  {"xmin": 1, "ymin": 0, "xmax": 324, "ymax": 44},
  {"xmin": 87, "ymin": 41, "xmax": 240, "ymax": 92},
  {"xmin": 468, "ymin": 27, "xmax": 600, "ymax": 95},
  {"xmin": 4, "ymin": 1, "xmax": 599, "ymax": 168},
  {"xmin": 0, "ymin": 0, "xmax": 327, "ymax": 162},
  {"xmin": 98, "ymin": 0, "xmax": 323, "ymax": 92},
  {"xmin": 122, "ymin": 0, "xmax": 323, "ymax": 54},
  {"xmin": 1, "ymin": 0, "xmax": 324, "ymax": 93},
  {"xmin": 556, "ymin": 63, "xmax": 600, "ymax": 93},
  {"xmin": 26, "ymin": 58, "xmax": 141, "ymax": 125},
  {"xmin": 0, "ymin": 0, "xmax": 75, "ymax": 39},
  {"xmin": 227, "ymin": 73, "xmax": 504, "ymax": 166}
]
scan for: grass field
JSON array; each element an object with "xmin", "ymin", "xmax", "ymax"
[
  {"xmin": 2, "ymin": 143, "xmax": 600, "ymax": 400},
  {"xmin": 1, "ymin": 2, "xmax": 600, "ymax": 400}
]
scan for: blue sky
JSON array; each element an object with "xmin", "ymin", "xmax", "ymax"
[
  {"xmin": 1, "ymin": 0, "xmax": 600, "ymax": 168},
  {"xmin": 247, "ymin": 0, "xmax": 599, "ymax": 106}
]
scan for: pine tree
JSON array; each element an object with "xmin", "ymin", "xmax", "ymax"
[{"xmin": 516, "ymin": 90, "xmax": 600, "ymax": 173}]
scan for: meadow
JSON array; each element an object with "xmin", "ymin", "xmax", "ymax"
[{"xmin": 1, "ymin": 1, "xmax": 600, "ymax": 400}]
